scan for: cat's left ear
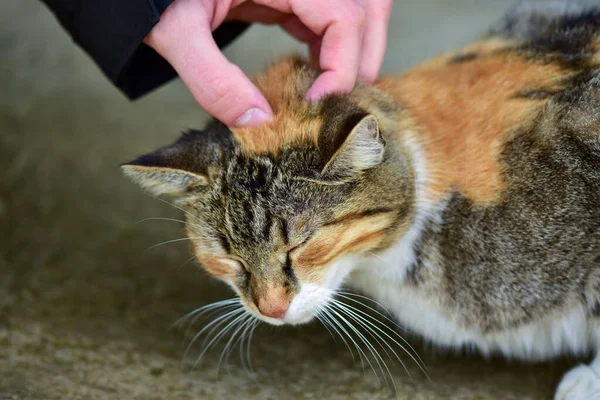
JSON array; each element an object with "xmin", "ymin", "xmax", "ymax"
[
  {"xmin": 122, "ymin": 123, "xmax": 233, "ymax": 197},
  {"xmin": 321, "ymin": 114, "xmax": 385, "ymax": 182}
]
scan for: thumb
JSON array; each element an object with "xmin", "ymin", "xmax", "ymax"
[{"xmin": 147, "ymin": 2, "xmax": 272, "ymax": 127}]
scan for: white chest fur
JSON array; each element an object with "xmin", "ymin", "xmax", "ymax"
[
  {"xmin": 348, "ymin": 247, "xmax": 597, "ymax": 362},
  {"xmin": 343, "ymin": 133, "xmax": 597, "ymax": 362}
]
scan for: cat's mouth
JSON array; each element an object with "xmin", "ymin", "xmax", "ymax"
[
  {"xmin": 283, "ymin": 284, "xmax": 332, "ymax": 325},
  {"xmin": 243, "ymin": 284, "xmax": 333, "ymax": 326}
]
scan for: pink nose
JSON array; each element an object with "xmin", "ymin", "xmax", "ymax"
[{"xmin": 258, "ymin": 300, "xmax": 289, "ymax": 319}]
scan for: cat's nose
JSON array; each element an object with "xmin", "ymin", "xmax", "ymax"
[
  {"xmin": 256, "ymin": 285, "xmax": 289, "ymax": 319},
  {"xmin": 258, "ymin": 301, "xmax": 289, "ymax": 319}
]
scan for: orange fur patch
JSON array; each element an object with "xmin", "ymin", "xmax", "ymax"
[
  {"xmin": 380, "ymin": 40, "xmax": 569, "ymax": 204},
  {"xmin": 589, "ymin": 36, "xmax": 600, "ymax": 66},
  {"xmin": 197, "ymin": 256, "xmax": 239, "ymax": 280},
  {"xmin": 231, "ymin": 56, "xmax": 322, "ymax": 154},
  {"xmin": 291, "ymin": 214, "xmax": 393, "ymax": 282}
]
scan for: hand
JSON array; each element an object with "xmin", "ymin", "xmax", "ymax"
[{"xmin": 144, "ymin": 0, "xmax": 393, "ymax": 127}]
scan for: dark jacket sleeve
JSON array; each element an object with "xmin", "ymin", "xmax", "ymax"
[{"xmin": 40, "ymin": 0, "xmax": 250, "ymax": 99}]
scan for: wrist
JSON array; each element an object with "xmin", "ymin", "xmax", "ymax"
[{"xmin": 143, "ymin": 3, "xmax": 174, "ymax": 57}]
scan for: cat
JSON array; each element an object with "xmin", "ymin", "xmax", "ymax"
[{"xmin": 122, "ymin": 2, "xmax": 600, "ymax": 399}]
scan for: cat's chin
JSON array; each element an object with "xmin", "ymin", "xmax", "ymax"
[
  {"xmin": 282, "ymin": 283, "xmax": 333, "ymax": 326},
  {"xmin": 256, "ymin": 315, "xmax": 286, "ymax": 326},
  {"xmin": 236, "ymin": 283, "xmax": 336, "ymax": 326},
  {"xmin": 245, "ymin": 283, "xmax": 332, "ymax": 326},
  {"xmin": 250, "ymin": 311, "xmax": 315, "ymax": 326},
  {"xmin": 283, "ymin": 313, "xmax": 316, "ymax": 326}
]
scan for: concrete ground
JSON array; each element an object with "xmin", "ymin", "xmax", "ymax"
[{"xmin": 0, "ymin": 1, "xmax": 581, "ymax": 399}]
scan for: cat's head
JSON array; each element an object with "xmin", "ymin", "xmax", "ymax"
[{"xmin": 122, "ymin": 57, "xmax": 415, "ymax": 326}]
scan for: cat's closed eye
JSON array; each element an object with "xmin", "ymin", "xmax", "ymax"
[
  {"xmin": 290, "ymin": 213, "xmax": 397, "ymax": 268},
  {"xmin": 198, "ymin": 256, "xmax": 242, "ymax": 280}
]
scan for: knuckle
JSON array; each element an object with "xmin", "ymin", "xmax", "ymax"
[
  {"xmin": 197, "ymin": 78, "xmax": 237, "ymax": 113},
  {"xmin": 201, "ymin": 65, "xmax": 243, "ymax": 100},
  {"xmin": 202, "ymin": 76, "xmax": 230, "ymax": 101}
]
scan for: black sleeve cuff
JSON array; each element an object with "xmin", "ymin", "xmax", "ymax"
[
  {"xmin": 120, "ymin": 21, "xmax": 251, "ymax": 99},
  {"xmin": 41, "ymin": 0, "xmax": 250, "ymax": 99}
]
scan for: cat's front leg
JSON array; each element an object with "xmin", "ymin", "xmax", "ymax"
[
  {"xmin": 555, "ymin": 324, "xmax": 600, "ymax": 400},
  {"xmin": 555, "ymin": 356, "xmax": 600, "ymax": 400}
]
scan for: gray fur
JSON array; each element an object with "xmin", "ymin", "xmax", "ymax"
[{"xmin": 413, "ymin": 80, "xmax": 600, "ymax": 330}]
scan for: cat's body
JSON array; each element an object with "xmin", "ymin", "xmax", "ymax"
[
  {"xmin": 123, "ymin": 2, "xmax": 600, "ymax": 399},
  {"xmin": 351, "ymin": 6, "xmax": 600, "ymax": 361}
]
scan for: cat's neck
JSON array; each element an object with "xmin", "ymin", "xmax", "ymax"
[{"xmin": 348, "ymin": 127, "xmax": 443, "ymax": 287}]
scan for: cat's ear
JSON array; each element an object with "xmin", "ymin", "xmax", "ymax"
[
  {"xmin": 122, "ymin": 124, "xmax": 234, "ymax": 197},
  {"xmin": 121, "ymin": 163, "xmax": 208, "ymax": 197},
  {"xmin": 321, "ymin": 114, "xmax": 385, "ymax": 181}
]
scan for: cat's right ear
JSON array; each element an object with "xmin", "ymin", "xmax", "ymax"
[
  {"xmin": 121, "ymin": 123, "xmax": 234, "ymax": 197},
  {"xmin": 320, "ymin": 114, "xmax": 385, "ymax": 182}
]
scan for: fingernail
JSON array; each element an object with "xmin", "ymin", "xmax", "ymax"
[{"xmin": 235, "ymin": 108, "xmax": 271, "ymax": 127}]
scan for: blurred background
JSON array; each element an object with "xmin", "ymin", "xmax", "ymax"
[{"xmin": 0, "ymin": 1, "xmax": 577, "ymax": 399}]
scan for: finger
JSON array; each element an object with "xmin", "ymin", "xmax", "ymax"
[
  {"xmin": 292, "ymin": 0, "xmax": 366, "ymax": 100},
  {"xmin": 185, "ymin": 40, "xmax": 272, "ymax": 126},
  {"xmin": 357, "ymin": 0, "xmax": 393, "ymax": 83},
  {"xmin": 146, "ymin": 0, "xmax": 272, "ymax": 127},
  {"xmin": 281, "ymin": 16, "xmax": 319, "ymax": 44},
  {"xmin": 280, "ymin": 17, "xmax": 322, "ymax": 64},
  {"xmin": 160, "ymin": 34, "xmax": 272, "ymax": 127},
  {"xmin": 255, "ymin": 0, "xmax": 366, "ymax": 100},
  {"xmin": 228, "ymin": 4, "xmax": 319, "ymax": 52}
]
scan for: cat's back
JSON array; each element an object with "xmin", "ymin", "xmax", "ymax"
[
  {"xmin": 375, "ymin": 1, "xmax": 600, "ymax": 335},
  {"xmin": 346, "ymin": 3, "xmax": 600, "ymax": 359},
  {"xmin": 377, "ymin": 1, "xmax": 600, "ymax": 204}
]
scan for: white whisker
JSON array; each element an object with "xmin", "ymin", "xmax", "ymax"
[
  {"xmin": 320, "ymin": 307, "xmax": 367, "ymax": 374},
  {"xmin": 150, "ymin": 195, "xmax": 204, "ymax": 223},
  {"xmin": 175, "ymin": 254, "xmax": 198, "ymax": 271},
  {"xmin": 315, "ymin": 312, "xmax": 337, "ymax": 342},
  {"xmin": 183, "ymin": 302, "xmax": 243, "ymax": 340},
  {"xmin": 305, "ymin": 303, "xmax": 336, "ymax": 343},
  {"xmin": 331, "ymin": 298, "xmax": 428, "ymax": 377},
  {"xmin": 193, "ymin": 312, "xmax": 249, "ymax": 369},
  {"xmin": 172, "ymin": 298, "xmax": 239, "ymax": 330},
  {"xmin": 246, "ymin": 319, "xmax": 260, "ymax": 376},
  {"xmin": 316, "ymin": 310, "xmax": 357, "ymax": 363},
  {"xmin": 216, "ymin": 313, "xmax": 253, "ymax": 375},
  {"xmin": 329, "ymin": 304, "xmax": 396, "ymax": 389},
  {"xmin": 145, "ymin": 236, "xmax": 205, "ymax": 251},
  {"xmin": 333, "ymin": 300, "xmax": 412, "ymax": 385},
  {"xmin": 136, "ymin": 216, "xmax": 203, "ymax": 228},
  {"xmin": 326, "ymin": 305, "xmax": 382, "ymax": 385},
  {"xmin": 336, "ymin": 291, "xmax": 397, "ymax": 322},
  {"xmin": 198, "ymin": 306, "xmax": 247, "ymax": 350},
  {"xmin": 183, "ymin": 307, "xmax": 245, "ymax": 365},
  {"xmin": 236, "ymin": 317, "xmax": 259, "ymax": 377}
]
